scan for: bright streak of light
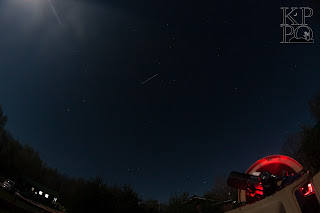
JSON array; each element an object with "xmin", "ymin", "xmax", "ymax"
[
  {"xmin": 141, "ymin": 74, "xmax": 159, "ymax": 85},
  {"xmin": 47, "ymin": 0, "xmax": 61, "ymax": 25}
]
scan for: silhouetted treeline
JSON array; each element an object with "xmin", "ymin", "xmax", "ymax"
[
  {"xmin": 281, "ymin": 93, "xmax": 320, "ymax": 174},
  {"xmin": 0, "ymin": 105, "xmax": 237, "ymax": 212},
  {"xmin": 0, "ymin": 106, "xmax": 218, "ymax": 213},
  {"xmin": 0, "ymin": 107, "xmax": 146, "ymax": 212},
  {"xmin": 0, "ymin": 92, "xmax": 319, "ymax": 212}
]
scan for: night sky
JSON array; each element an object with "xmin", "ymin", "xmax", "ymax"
[{"xmin": 0, "ymin": 0, "xmax": 319, "ymax": 202}]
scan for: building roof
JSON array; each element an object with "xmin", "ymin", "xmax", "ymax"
[
  {"xmin": 181, "ymin": 195, "xmax": 216, "ymax": 205},
  {"xmin": 181, "ymin": 195, "xmax": 234, "ymax": 206}
]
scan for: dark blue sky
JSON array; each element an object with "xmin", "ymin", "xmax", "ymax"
[{"xmin": 0, "ymin": 0, "xmax": 319, "ymax": 202}]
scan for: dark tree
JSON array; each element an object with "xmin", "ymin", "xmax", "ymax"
[
  {"xmin": 299, "ymin": 126, "xmax": 320, "ymax": 173},
  {"xmin": 309, "ymin": 92, "xmax": 320, "ymax": 121},
  {"xmin": 203, "ymin": 174, "xmax": 237, "ymax": 212},
  {"xmin": 142, "ymin": 199, "xmax": 160, "ymax": 213},
  {"xmin": 0, "ymin": 106, "xmax": 8, "ymax": 152},
  {"xmin": 166, "ymin": 192, "xmax": 194, "ymax": 213},
  {"xmin": 0, "ymin": 106, "xmax": 8, "ymax": 134},
  {"xmin": 281, "ymin": 93, "xmax": 320, "ymax": 173}
]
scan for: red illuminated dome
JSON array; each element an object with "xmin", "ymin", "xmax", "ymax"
[{"xmin": 238, "ymin": 155, "xmax": 303, "ymax": 203}]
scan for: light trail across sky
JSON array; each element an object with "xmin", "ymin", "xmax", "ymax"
[{"xmin": 47, "ymin": 0, "xmax": 62, "ymax": 25}]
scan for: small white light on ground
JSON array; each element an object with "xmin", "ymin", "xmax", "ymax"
[
  {"xmin": 39, "ymin": 191, "xmax": 43, "ymax": 195},
  {"xmin": 45, "ymin": 194, "xmax": 49, "ymax": 198}
]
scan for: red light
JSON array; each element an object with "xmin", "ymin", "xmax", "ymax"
[
  {"xmin": 301, "ymin": 183, "xmax": 315, "ymax": 197},
  {"xmin": 255, "ymin": 190, "xmax": 263, "ymax": 196}
]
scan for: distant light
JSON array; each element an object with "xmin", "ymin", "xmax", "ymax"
[
  {"xmin": 54, "ymin": 198, "xmax": 57, "ymax": 202},
  {"xmin": 31, "ymin": 187, "xmax": 34, "ymax": 191},
  {"xmin": 45, "ymin": 194, "xmax": 49, "ymax": 198},
  {"xmin": 35, "ymin": 192, "xmax": 37, "ymax": 195},
  {"xmin": 39, "ymin": 191, "xmax": 43, "ymax": 195}
]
